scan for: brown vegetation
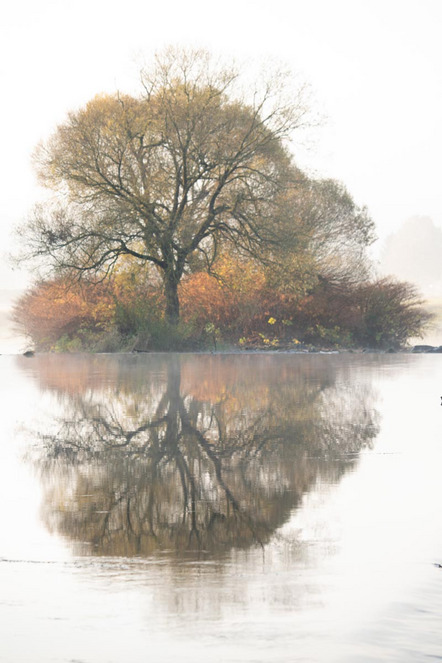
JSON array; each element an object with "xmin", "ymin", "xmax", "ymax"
[{"xmin": 13, "ymin": 253, "xmax": 432, "ymax": 351}]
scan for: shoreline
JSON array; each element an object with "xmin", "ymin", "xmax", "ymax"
[{"xmin": 6, "ymin": 343, "xmax": 442, "ymax": 357}]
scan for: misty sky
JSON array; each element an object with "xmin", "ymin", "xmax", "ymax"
[{"xmin": 1, "ymin": 0, "xmax": 442, "ymax": 292}]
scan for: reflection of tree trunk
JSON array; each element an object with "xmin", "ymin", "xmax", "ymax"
[
  {"xmin": 165, "ymin": 356, "xmax": 181, "ymax": 428},
  {"xmin": 164, "ymin": 359, "xmax": 232, "ymax": 546},
  {"xmin": 178, "ymin": 401, "xmax": 265, "ymax": 547},
  {"xmin": 165, "ymin": 357, "xmax": 201, "ymax": 542},
  {"xmin": 189, "ymin": 481, "xmax": 200, "ymax": 546},
  {"xmin": 126, "ymin": 496, "xmax": 142, "ymax": 553}
]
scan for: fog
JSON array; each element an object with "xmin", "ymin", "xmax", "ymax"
[
  {"xmin": 2, "ymin": 1, "xmax": 442, "ymax": 351},
  {"xmin": 377, "ymin": 216, "xmax": 442, "ymax": 346},
  {"xmin": 0, "ymin": 290, "xmax": 27, "ymax": 354},
  {"xmin": 379, "ymin": 216, "xmax": 442, "ymax": 296}
]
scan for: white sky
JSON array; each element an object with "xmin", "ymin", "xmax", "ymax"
[{"xmin": 1, "ymin": 0, "xmax": 442, "ymax": 292}]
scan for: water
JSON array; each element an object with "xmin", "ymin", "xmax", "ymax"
[{"xmin": 1, "ymin": 352, "xmax": 442, "ymax": 662}]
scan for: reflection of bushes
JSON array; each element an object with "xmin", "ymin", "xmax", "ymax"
[{"xmin": 32, "ymin": 355, "xmax": 380, "ymax": 558}]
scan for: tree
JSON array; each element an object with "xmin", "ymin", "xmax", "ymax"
[
  {"xmin": 299, "ymin": 178, "xmax": 375, "ymax": 284},
  {"xmin": 21, "ymin": 48, "xmax": 311, "ymax": 325}
]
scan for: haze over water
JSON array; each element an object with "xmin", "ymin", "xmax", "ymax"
[{"xmin": 1, "ymin": 352, "xmax": 442, "ymax": 662}]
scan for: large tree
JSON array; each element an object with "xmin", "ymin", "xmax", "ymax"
[{"xmin": 22, "ymin": 48, "xmax": 312, "ymax": 324}]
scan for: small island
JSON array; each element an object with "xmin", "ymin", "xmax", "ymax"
[{"xmin": 13, "ymin": 49, "xmax": 432, "ymax": 354}]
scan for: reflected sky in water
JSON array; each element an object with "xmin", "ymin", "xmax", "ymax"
[{"xmin": 1, "ymin": 352, "xmax": 442, "ymax": 662}]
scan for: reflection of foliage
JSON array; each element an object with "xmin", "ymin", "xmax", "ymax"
[{"xmin": 27, "ymin": 355, "xmax": 379, "ymax": 558}]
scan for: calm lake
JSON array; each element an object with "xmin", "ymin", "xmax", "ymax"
[{"xmin": 1, "ymin": 352, "xmax": 442, "ymax": 662}]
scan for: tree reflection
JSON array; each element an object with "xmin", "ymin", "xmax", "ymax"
[{"xmin": 25, "ymin": 354, "xmax": 379, "ymax": 558}]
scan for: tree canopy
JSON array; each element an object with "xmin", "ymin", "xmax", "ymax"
[{"xmin": 20, "ymin": 48, "xmax": 374, "ymax": 325}]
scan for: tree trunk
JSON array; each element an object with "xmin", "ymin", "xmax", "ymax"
[{"xmin": 164, "ymin": 274, "xmax": 180, "ymax": 326}]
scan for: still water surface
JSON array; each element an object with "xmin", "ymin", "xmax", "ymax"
[{"xmin": 1, "ymin": 352, "xmax": 442, "ymax": 662}]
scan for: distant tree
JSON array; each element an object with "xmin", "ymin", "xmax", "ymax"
[{"xmin": 380, "ymin": 216, "xmax": 442, "ymax": 293}]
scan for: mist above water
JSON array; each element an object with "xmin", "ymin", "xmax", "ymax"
[
  {"xmin": 0, "ymin": 289, "xmax": 27, "ymax": 354},
  {"xmin": 377, "ymin": 216, "xmax": 442, "ymax": 346}
]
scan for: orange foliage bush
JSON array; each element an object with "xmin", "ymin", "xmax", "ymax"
[
  {"xmin": 179, "ymin": 254, "xmax": 296, "ymax": 342},
  {"xmin": 14, "ymin": 258, "xmax": 431, "ymax": 351},
  {"xmin": 13, "ymin": 278, "xmax": 116, "ymax": 350}
]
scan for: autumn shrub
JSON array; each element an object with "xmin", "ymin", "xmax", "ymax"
[
  {"xmin": 113, "ymin": 289, "xmax": 161, "ymax": 338},
  {"xmin": 179, "ymin": 254, "xmax": 271, "ymax": 340},
  {"xmin": 292, "ymin": 276, "xmax": 432, "ymax": 348},
  {"xmin": 111, "ymin": 282, "xmax": 200, "ymax": 351},
  {"xmin": 256, "ymin": 275, "xmax": 433, "ymax": 349},
  {"xmin": 179, "ymin": 272, "xmax": 234, "ymax": 337},
  {"xmin": 14, "ymin": 261, "xmax": 432, "ymax": 352},
  {"xmin": 179, "ymin": 254, "xmax": 308, "ymax": 346},
  {"xmin": 351, "ymin": 277, "xmax": 433, "ymax": 348},
  {"xmin": 13, "ymin": 277, "xmax": 116, "ymax": 351}
]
